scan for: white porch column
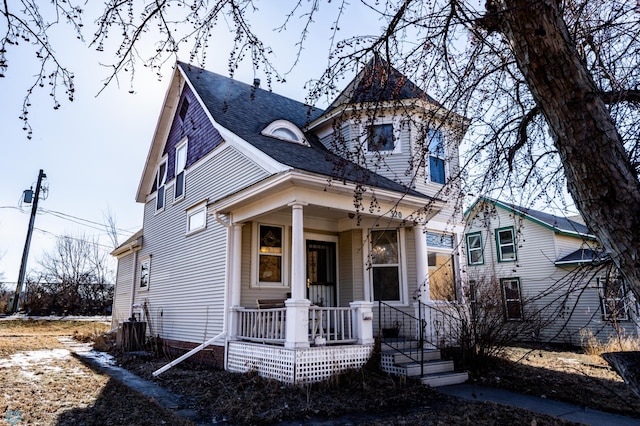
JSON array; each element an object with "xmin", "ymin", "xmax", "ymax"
[
  {"xmin": 228, "ymin": 223, "xmax": 244, "ymax": 339},
  {"xmin": 414, "ymin": 225, "xmax": 431, "ymax": 304},
  {"xmin": 289, "ymin": 201, "xmax": 308, "ymax": 300},
  {"xmin": 285, "ymin": 202, "xmax": 310, "ymax": 349},
  {"xmin": 350, "ymin": 301, "xmax": 374, "ymax": 345}
]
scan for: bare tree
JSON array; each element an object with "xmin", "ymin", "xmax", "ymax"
[
  {"xmin": 2, "ymin": 1, "xmax": 639, "ymax": 294},
  {"xmin": 23, "ymin": 234, "xmax": 114, "ymax": 315}
]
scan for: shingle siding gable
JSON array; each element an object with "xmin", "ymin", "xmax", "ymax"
[{"xmin": 163, "ymin": 85, "xmax": 224, "ymax": 181}]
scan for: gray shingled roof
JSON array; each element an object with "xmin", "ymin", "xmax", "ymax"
[
  {"xmin": 467, "ymin": 197, "xmax": 594, "ymax": 237},
  {"xmin": 179, "ymin": 62, "xmax": 426, "ymax": 197}
]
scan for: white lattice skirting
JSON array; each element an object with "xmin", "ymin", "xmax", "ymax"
[{"xmin": 226, "ymin": 342, "xmax": 374, "ymax": 384}]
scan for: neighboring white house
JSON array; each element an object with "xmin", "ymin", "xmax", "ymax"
[
  {"xmin": 464, "ymin": 197, "xmax": 640, "ymax": 345},
  {"xmin": 111, "ymin": 58, "xmax": 470, "ymax": 384}
]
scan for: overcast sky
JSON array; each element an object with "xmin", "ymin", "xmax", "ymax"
[{"xmin": 0, "ymin": 2, "xmax": 382, "ymax": 285}]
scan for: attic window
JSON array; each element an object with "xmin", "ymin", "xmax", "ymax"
[
  {"xmin": 262, "ymin": 120, "xmax": 308, "ymax": 146},
  {"xmin": 179, "ymin": 98, "xmax": 189, "ymax": 121}
]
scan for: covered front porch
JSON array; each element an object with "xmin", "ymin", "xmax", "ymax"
[{"xmin": 211, "ymin": 171, "xmax": 451, "ymax": 383}]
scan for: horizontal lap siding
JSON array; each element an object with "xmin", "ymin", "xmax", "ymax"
[
  {"xmin": 466, "ymin": 204, "xmax": 636, "ymax": 344},
  {"xmin": 137, "ymin": 146, "xmax": 269, "ymax": 344},
  {"xmin": 112, "ymin": 253, "xmax": 134, "ymax": 328}
]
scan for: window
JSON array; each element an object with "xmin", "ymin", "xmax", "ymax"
[
  {"xmin": 155, "ymin": 161, "xmax": 167, "ymax": 212},
  {"xmin": 175, "ymin": 141, "xmax": 187, "ymax": 200},
  {"xmin": 469, "ymin": 280, "xmax": 478, "ymax": 321},
  {"xmin": 261, "ymin": 119, "xmax": 308, "ymax": 145},
  {"xmin": 186, "ymin": 201, "xmax": 207, "ymax": 234},
  {"xmin": 428, "ymin": 129, "xmax": 445, "ymax": 184},
  {"xmin": 370, "ymin": 229, "xmax": 401, "ymax": 301},
  {"xmin": 427, "ymin": 231, "xmax": 457, "ymax": 301},
  {"xmin": 258, "ymin": 224, "xmax": 284, "ymax": 284},
  {"xmin": 367, "ymin": 124, "xmax": 395, "ymax": 152},
  {"xmin": 465, "ymin": 232, "xmax": 484, "ymax": 265},
  {"xmin": 598, "ymin": 275, "xmax": 628, "ymax": 321},
  {"xmin": 501, "ymin": 278, "xmax": 523, "ymax": 320},
  {"xmin": 495, "ymin": 227, "xmax": 516, "ymax": 262},
  {"xmin": 139, "ymin": 257, "xmax": 150, "ymax": 290},
  {"xmin": 179, "ymin": 97, "xmax": 189, "ymax": 121}
]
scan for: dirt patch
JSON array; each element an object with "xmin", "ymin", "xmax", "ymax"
[
  {"xmin": 2, "ymin": 320, "xmax": 639, "ymax": 425},
  {"xmin": 471, "ymin": 344, "xmax": 640, "ymax": 418}
]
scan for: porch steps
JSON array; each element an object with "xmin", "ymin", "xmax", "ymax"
[{"xmin": 380, "ymin": 342, "xmax": 468, "ymax": 388}]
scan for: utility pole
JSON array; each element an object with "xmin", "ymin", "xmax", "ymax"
[{"xmin": 10, "ymin": 169, "xmax": 46, "ymax": 313}]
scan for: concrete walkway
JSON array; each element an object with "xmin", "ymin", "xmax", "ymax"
[
  {"xmin": 439, "ymin": 383, "xmax": 640, "ymax": 426},
  {"xmin": 59, "ymin": 337, "xmax": 205, "ymax": 424}
]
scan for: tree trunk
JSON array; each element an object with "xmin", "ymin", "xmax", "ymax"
[
  {"xmin": 602, "ymin": 352, "xmax": 640, "ymax": 398},
  {"xmin": 491, "ymin": 0, "xmax": 640, "ymax": 294}
]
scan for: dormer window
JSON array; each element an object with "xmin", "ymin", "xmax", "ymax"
[{"xmin": 262, "ymin": 120, "xmax": 308, "ymax": 145}]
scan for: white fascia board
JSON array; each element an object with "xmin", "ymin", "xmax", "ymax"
[
  {"xmin": 209, "ymin": 170, "xmax": 445, "ymax": 222},
  {"xmin": 180, "ymin": 68, "xmax": 288, "ymax": 176},
  {"xmin": 136, "ymin": 67, "xmax": 184, "ymax": 203}
]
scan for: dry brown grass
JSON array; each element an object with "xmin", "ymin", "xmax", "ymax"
[
  {"xmin": 0, "ymin": 319, "xmax": 192, "ymax": 426},
  {"xmin": 581, "ymin": 329, "xmax": 640, "ymax": 357}
]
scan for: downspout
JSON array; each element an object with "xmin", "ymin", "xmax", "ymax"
[
  {"xmin": 152, "ymin": 211, "xmax": 232, "ymax": 376},
  {"xmin": 129, "ymin": 249, "xmax": 138, "ymax": 321}
]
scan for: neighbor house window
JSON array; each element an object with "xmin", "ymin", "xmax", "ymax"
[
  {"xmin": 428, "ymin": 129, "xmax": 446, "ymax": 184},
  {"xmin": 258, "ymin": 224, "xmax": 284, "ymax": 284},
  {"xmin": 367, "ymin": 123, "xmax": 395, "ymax": 152},
  {"xmin": 465, "ymin": 232, "xmax": 484, "ymax": 265},
  {"xmin": 427, "ymin": 231, "xmax": 457, "ymax": 301},
  {"xmin": 495, "ymin": 227, "xmax": 516, "ymax": 262},
  {"xmin": 139, "ymin": 257, "xmax": 150, "ymax": 290},
  {"xmin": 175, "ymin": 140, "xmax": 188, "ymax": 200},
  {"xmin": 598, "ymin": 275, "xmax": 629, "ymax": 321},
  {"xmin": 370, "ymin": 229, "xmax": 401, "ymax": 302},
  {"xmin": 501, "ymin": 278, "xmax": 523, "ymax": 320},
  {"xmin": 186, "ymin": 201, "xmax": 207, "ymax": 234},
  {"xmin": 155, "ymin": 161, "xmax": 167, "ymax": 212}
]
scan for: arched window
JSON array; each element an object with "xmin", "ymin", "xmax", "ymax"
[{"xmin": 262, "ymin": 120, "xmax": 309, "ymax": 146}]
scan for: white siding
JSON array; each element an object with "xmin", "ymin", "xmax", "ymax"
[
  {"xmin": 112, "ymin": 252, "xmax": 135, "ymax": 328},
  {"xmin": 134, "ymin": 146, "xmax": 269, "ymax": 344},
  {"xmin": 465, "ymin": 203, "xmax": 639, "ymax": 344}
]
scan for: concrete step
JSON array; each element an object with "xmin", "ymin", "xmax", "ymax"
[
  {"xmin": 381, "ymin": 339, "xmax": 422, "ymax": 351},
  {"xmin": 399, "ymin": 359, "xmax": 454, "ymax": 377},
  {"xmin": 381, "ymin": 348, "xmax": 442, "ymax": 364},
  {"xmin": 421, "ymin": 371, "xmax": 469, "ymax": 388}
]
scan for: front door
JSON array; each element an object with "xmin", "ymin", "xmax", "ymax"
[{"xmin": 306, "ymin": 240, "xmax": 337, "ymax": 307}]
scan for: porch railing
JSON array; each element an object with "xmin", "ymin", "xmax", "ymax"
[
  {"xmin": 309, "ymin": 306, "xmax": 357, "ymax": 345},
  {"xmin": 235, "ymin": 305, "xmax": 358, "ymax": 345},
  {"xmin": 236, "ymin": 307, "xmax": 286, "ymax": 344}
]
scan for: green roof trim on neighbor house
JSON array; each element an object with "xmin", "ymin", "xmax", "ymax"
[{"xmin": 464, "ymin": 196, "xmax": 597, "ymax": 240}]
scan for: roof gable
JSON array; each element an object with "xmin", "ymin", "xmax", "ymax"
[
  {"xmin": 465, "ymin": 197, "xmax": 595, "ymax": 239},
  {"xmin": 178, "ymin": 62, "xmax": 428, "ymax": 197}
]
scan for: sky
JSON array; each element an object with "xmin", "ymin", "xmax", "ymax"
[{"xmin": 0, "ymin": 1, "xmax": 383, "ymax": 286}]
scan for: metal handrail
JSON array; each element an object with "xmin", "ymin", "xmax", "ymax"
[{"xmin": 378, "ymin": 301, "xmax": 425, "ymax": 376}]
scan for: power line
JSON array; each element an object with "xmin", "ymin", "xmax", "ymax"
[{"xmin": 33, "ymin": 228, "xmax": 117, "ymax": 251}]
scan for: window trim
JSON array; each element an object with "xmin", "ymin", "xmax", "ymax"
[
  {"xmin": 501, "ymin": 277, "xmax": 523, "ymax": 321},
  {"xmin": 465, "ymin": 232, "xmax": 484, "ymax": 266},
  {"xmin": 139, "ymin": 256, "xmax": 151, "ymax": 291},
  {"xmin": 427, "ymin": 128, "xmax": 446, "ymax": 184},
  {"xmin": 186, "ymin": 200, "xmax": 207, "ymax": 235},
  {"xmin": 251, "ymin": 222, "xmax": 289, "ymax": 288},
  {"xmin": 597, "ymin": 275, "xmax": 629, "ymax": 321},
  {"xmin": 362, "ymin": 120, "xmax": 402, "ymax": 155},
  {"xmin": 174, "ymin": 139, "xmax": 188, "ymax": 201},
  {"xmin": 495, "ymin": 226, "xmax": 517, "ymax": 262},
  {"xmin": 155, "ymin": 160, "xmax": 167, "ymax": 213},
  {"xmin": 368, "ymin": 228, "xmax": 407, "ymax": 304}
]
